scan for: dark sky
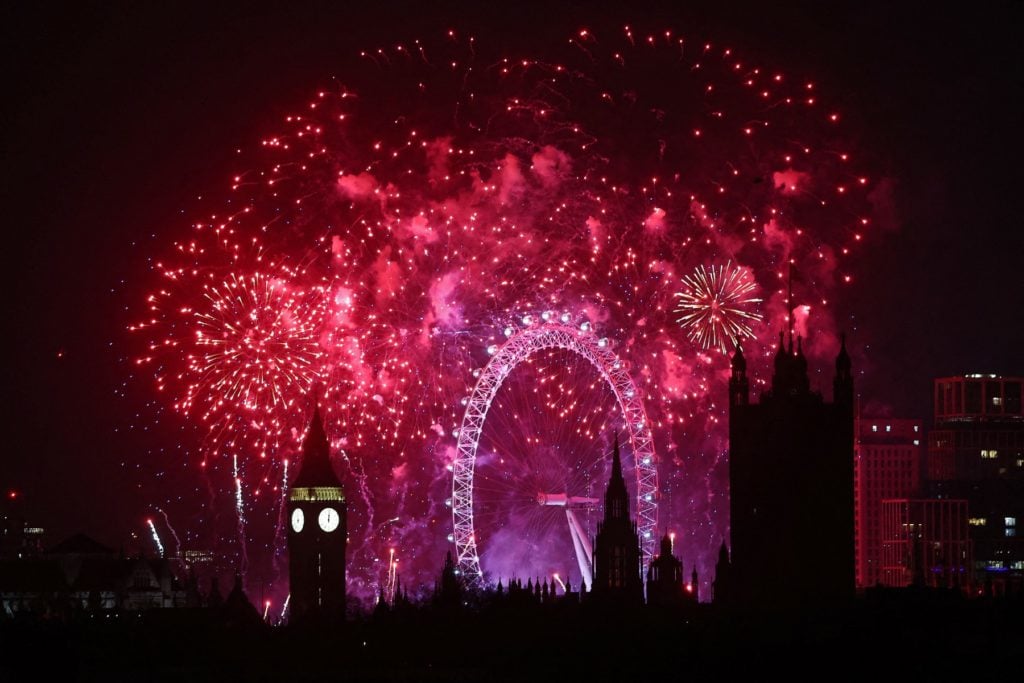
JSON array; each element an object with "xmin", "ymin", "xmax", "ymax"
[{"xmin": 3, "ymin": 1, "xmax": 1022, "ymax": 546}]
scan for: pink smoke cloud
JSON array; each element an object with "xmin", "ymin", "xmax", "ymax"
[
  {"xmin": 644, "ymin": 207, "xmax": 667, "ymax": 232},
  {"xmin": 530, "ymin": 145, "xmax": 571, "ymax": 186},
  {"xmin": 773, "ymin": 168, "xmax": 811, "ymax": 195},
  {"xmin": 337, "ymin": 171, "xmax": 378, "ymax": 199}
]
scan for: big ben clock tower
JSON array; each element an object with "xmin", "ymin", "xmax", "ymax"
[{"xmin": 287, "ymin": 405, "xmax": 346, "ymax": 621}]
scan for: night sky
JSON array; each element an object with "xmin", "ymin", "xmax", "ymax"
[{"xmin": 3, "ymin": 1, "xmax": 1022, "ymax": 558}]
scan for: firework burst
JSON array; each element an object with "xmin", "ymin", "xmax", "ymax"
[
  {"xmin": 131, "ymin": 26, "xmax": 881, "ymax": 601},
  {"xmin": 674, "ymin": 262, "xmax": 764, "ymax": 353}
]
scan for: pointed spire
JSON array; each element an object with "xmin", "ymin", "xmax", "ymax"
[
  {"xmin": 604, "ymin": 432, "xmax": 630, "ymax": 520},
  {"xmin": 611, "ymin": 433, "xmax": 624, "ymax": 484},
  {"xmin": 292, "ymin": 402, "xmax": 342, "ymax": 487},
  {"xmin": 731, "ymin": 342, "xmax": 746, "ymax": 374},
  {"xmin": 660, "ymin": 532, "xmax": 673, "ymax": 558},
  {"xmin": 795, "ymin": 335, "xmax": 808, "ymax": 380},
  {"xmin": 836, "ymin": 333, "xmax": 851, "ymax": 374},
  {"xmin": 774, "ymin": 331, "xmax": 788, "ymax": 369}
]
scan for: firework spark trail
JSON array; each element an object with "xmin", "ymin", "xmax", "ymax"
[
  {"xmin": 153, "ymin": 507, "xmax": 183, "ymax": 559},
  {"xmin": 269, "ymin": 457, "xmax": 290, "ymax": 581},
  {"xmin": 280, "ymin": 593, "xmax": 291, "ymax": 621},
  {"xmin": 384, "ymin": 548, "xmax": 398, "ymax": 605},
  {"xmin": 133, "ymin": 26, "xmax": 881, "ymax": 600},
  {"xmin": 147, "ymin": 519, "xmax": 165, "ymax": 558},
  {"xmin": 232, "ymin": 453, "xmax": 249, "ymax": 575}
]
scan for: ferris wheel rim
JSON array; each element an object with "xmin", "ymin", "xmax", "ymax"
[{"xmin": 451, "ymin": 321, "xmax": 659, "ymax": 588}]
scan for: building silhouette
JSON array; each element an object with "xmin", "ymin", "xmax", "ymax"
[
  {"xmin": 433, "ymin": 550, "xmax": 463, "ymax": 609},
  {"xmin": 645, "ymin": 533, "xmax": 698, "ymax": 607},
  {"xmin": 879, "ymin": 498, "xmax": 971, "ymax": 589},
  {"xmin": 287, "ymin": 405, "xmax": 347, "ymax": 621},
  {"xmin": 926, "ymin": 374, "xmax": 1023, "ymax": 594},
  {"xmin": 712, "ymin": 541, "xmax": 733, "ymax": 604},
  {"xmin": 590, "ymin": 435, "xmax": 644, "ymax": 605},
  {"xmin": 0, "ymin": 533, "xmax": 186, "ymax": 617},
  {"xmin": 726, "ymin": 333, "xmax": 855, "ymax": 606},
  {"xmin": 855, "ymin": 417, "xmax": 923, "ymax": 587}
]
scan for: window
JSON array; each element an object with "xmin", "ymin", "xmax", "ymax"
[
  {"xmin": 968, "ymin": 518, "xmax": 987, "ymax": 526},
  {"xmin": 1006, "ymin": 517, "xmax": 1016, "ymax": 527},
  {"xmin": 872, "ymin": 425, "xmax": 878, "ymax": 432},
  {"xmin": 913, "ymin": 440, "xmax": 920, "ymax": 446},
  {"xmin": 981, "ymin": 450, "xmax": 998, "ymax": 459},
  {"xmin": 886, "ymin": 425, "xmax": 891, "ymax": 432},
  {"xmin": 1007, "ymin": 529, "xmax": 1017, "ymax": 538},
  {"xmin": 913, "ymin": 425, "xmax": 919, "ymax": 433}
]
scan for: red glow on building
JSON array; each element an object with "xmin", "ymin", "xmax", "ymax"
[{"xmin": 855, "ymin": 417, "xmax": 922, "ymax": 588}]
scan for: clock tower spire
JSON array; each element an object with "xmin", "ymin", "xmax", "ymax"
[{"xmin": 287, "ymin": 403, "xmax": 346, "ymax": 622}]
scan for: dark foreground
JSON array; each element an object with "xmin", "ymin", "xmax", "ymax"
[{"xmin": 2, "ymin": 594, "xmax": 1021, "ymax": 682}]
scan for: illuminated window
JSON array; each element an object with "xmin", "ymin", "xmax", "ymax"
[
  {"xmin": 981, "ymin": 450, "xmax": 998, "ymax": 459},
  {"xmin": 886, "ymin": 425, "xmax": 891, "ymax": 432},
  {"xmin": 913, "ymin": 425, "xmax": 919, "ymax": 433},
  {"xmin": 993, "ymin": 397, "xmax": 1002, "ymax": 406},
  {"xmin": 1008, "ymin": 529, "xmax": 1017, "ymax": 538},
  {"xmin": 1006, "ymin": 517, "xmax": 1016, "ymax": 527},
  {"xmin": 1017, "ymin": 459, "xmax": 1023, "ymax": 468},
  {"xmin": 969, "ymin": 518, "xmax": 987, "ymax": 527},
  {"xmin": 913, "ymin": 440, "xmax": 920, "ymax": 446},
  {"xmin": 872, "ymin": 425, "xmax": 878, "ymax": 432}
]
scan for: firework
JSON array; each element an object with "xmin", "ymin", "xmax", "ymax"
[
  {"xmin": 133, "ymin": 26, "xmax": 878, "ymax": 602},
  {"xmin": 146, "ymin": 519, "xmax": 165, "ymax": 558},
  {"xmin": 674, "ymin": 262, "xmax": 764, "ymax": 353}
]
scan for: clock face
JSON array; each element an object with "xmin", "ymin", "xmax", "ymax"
[
  {"xmin": 291, "ymin": 508, "xmax": 304, "ymax": 533},
  {"xmin": 318, "ymin": 507, "xmax": 340, "ymax": 532}
]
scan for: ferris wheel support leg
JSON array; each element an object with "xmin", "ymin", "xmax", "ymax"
[{"xmin": 566, "ymin": 508, "xmax": 594, "ymax": 591}]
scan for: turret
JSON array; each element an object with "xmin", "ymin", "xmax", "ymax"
[
  {"xmin": 833, "ymin": 334, "xmax": 854, "ymax": 408},
  {"xmin": 794, "ymin": 336, "xmax": 810, "ymax": 393},
  {"xmin": 729, "ymin": 344, "xmax": 749, "ymax": 408},
  {"xmin": 772, "ymin": 328, "xmax": 810, "ymax": 398},
  {"xmin": 713, "ymin": 541, "xmax": 731, "ymax": 604}
]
